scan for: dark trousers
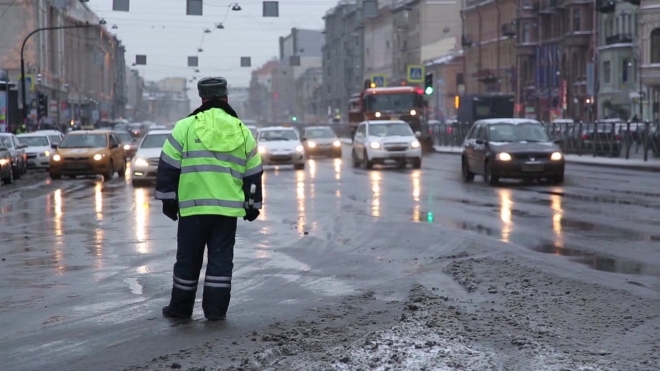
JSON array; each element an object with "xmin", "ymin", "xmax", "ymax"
[{"xmin": 168, "ymin": 214, "xmax": 237, "ymax": 318}]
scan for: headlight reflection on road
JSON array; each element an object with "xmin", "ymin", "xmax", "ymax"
[
  {"xmin": 94, "ymin": 182, "xmax": 103, "ymax": 219},
  {"xmin": 411, "ymin": 170, "xmax": 421, "ymax": 222},
  {"xmin": 499, "ymin": 189, "xmax": 513, "ymax": 243},
  {"xmin": 94, "ymin": 227, "xmax": 105, "ymax": 270},
  {"xmin": 370, "ymin": 172, "xmax": 381, "ymax": 217},
  {"xmin": 54, "ymin": 189, "xmax": 63, "ymax": 237},
  {"xmin": 550, "ymin": 194, "xmax": 564, "ymax": 249},
  {"xmin": 134, "ymin": 188, "xmax": 150, "ymax": 254},
  {"xmin": 296, "ymin": 170, "xmax": 306, "ymax": 233},
  {"xmin": 309, "ymin": 159, "xmax": 316, "ymax": 179},
  {"xmin": 333, "ymin": 158, "xmax": 341, "ymax": 180}
]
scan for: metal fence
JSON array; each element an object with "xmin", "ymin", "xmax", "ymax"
[{"xmin": 429, "ymin": 121, "xmax": 660, "ymax": 161}]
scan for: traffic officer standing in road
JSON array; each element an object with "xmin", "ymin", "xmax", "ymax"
[{"xmin": 155, "ymin": 76, "xmax": 263, "ymax": 321}]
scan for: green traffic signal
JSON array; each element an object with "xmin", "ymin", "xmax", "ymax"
[
  {"xmin": 292, "ymin": 116, "xmax": 297, "ymax": 121},
  {"xmin": 425, "ymin": 87, "xmax": 434, "ymax": 95},
  {"xmin": 427, "ymin": 212, "xmax": 434, "ymax": 222}
]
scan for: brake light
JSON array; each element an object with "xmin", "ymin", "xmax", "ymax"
[
  {"xmin": 447, "ymin": 127, "xmax": 453, "ymax": 134},
  {"xmin": 581, "ymin": 134, "xmax": 589, "ymax": 140}
]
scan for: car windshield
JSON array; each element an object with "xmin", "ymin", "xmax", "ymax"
[
  {"xmin": 488, "ymin": 123, "xmax": 550, "ymax": 142},
  {"xmin": 366, "ymin": 93, "xmax": 416, "ymax": 112},
  {"xmin": 140, "ymin": 134, "xmax": 169, "ymax": 149},
  {"xmin": 304, "ymin": 128, "xmax": 336, "ymax": 139},
  {"xmin": 19, "ymin": 136, "xmax": 49, "ymax": 147},
  {"xmin": 115, "ymin": 133, "xmax": 132, "ymax": 143},
  {"xmin": 48, "ymin": 135, "xmax": 62, "ymax": 144},
  {"xmin": 0, "ymin": 136, "xmax": 12, "ymax": 148},
  {"xmin": 368, "ymin": 123, "xmax": 413, "ymax": 137},
  {"xmin": 59, "ymin": 134, "xmax": 108, "ymax": 148},
  {"xmin": 259, "ymin": 130, "xmax": 298, "ymax": 141}
]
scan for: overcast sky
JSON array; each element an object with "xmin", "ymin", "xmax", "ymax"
[{"xmin": 88, "ymin": 0, "xmax": 335, "ymax": 107}]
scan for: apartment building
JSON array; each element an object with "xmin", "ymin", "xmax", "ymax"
[{"xmin": 462, "ymin": 0, "xmax": 518, "ymax": 96}]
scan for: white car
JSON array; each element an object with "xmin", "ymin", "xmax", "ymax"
[
  {"xmin": 130, "ymin": 129, "xmax": 172, "ymax": 186},
  {"xmin": 351, "ymin": 120, "xmax": 422, "ymax": 169},
  {"xmin": 34, "ymin": 130, "xmax": 65, "ymax": 145},
  {"xmin": 257, "ymin": 126, "xmax": 306, "ymax": 169},
  {"xmin": 246, "ymin": 125, "xmax": 259, "ymax": 139},
  {"xmin": 17, "ymin": 132, "xmax": 60, "ymax": 169}
]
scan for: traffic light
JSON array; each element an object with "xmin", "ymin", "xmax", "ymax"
[
  {"xmin": 37, "ymin": 92, "xmax": 48, "ymax": 118},
  {"xmin": 424, "ymin": 73, "xmax": 433, "ymax": 95},
  {"xmin": 292, "ymin": 116, "xmax": 297, "ymax": 122},
  {"xmin": 454, "ymin": 95, "xmax": 460, "ymax": 109},
  {"xmin": 426, "ymin": 212, "xmax": 434, "ymax": 222}
]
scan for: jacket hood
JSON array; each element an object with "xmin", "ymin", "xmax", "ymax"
[{"xmin": 190, "ymin": 100, "xmax": 245, "ymax": 152}]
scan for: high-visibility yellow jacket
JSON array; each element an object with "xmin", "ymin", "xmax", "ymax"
[{"xmin": 154, "ymin": 102, "xmax": 263, "ymax": 217}]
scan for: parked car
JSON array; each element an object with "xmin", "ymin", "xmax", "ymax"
[
  {"xmin": 49, "ymin": 130, "xmax": 126, "ymax": 181},
  {"xmin": 351, "ymin": 120, "xmax": 422, "ymax": 169},
  {"xmin": 17, "ymin": 133, "xmax": 58, "ymax": 170},
  {"xmin": 0, "ymin": 133, "xmax": 27, "ymax": 179},
  {"xmin": 461, "ymin": 118, "xmax": 565, "ymax": 185},
  {"xmin": 130, "ymin": 130, "xmax": 172, "ymax": 186},
  {"xmin": 0, "ymin": 144, "xmax": 14, "ymax": 184},
  {"xmin": 257, "ymin": 126, "xmax": 306, "ymax": 169},
  {"xmin": 301, "ymin": 126, "xmax": 342, "ymax": 158}
]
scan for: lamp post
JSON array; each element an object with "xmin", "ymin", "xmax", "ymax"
[
  {"xmin": 20, "ymin": 23, "xmax": 95, "ymax": 128},
  {"xmin": 35, "ymin": 73, "xmax": 42, "ymax": 126}
]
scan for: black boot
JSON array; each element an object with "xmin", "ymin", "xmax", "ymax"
[{"xmin": 162, "ymin": 305, "xmax": 192, "ymax": 319}]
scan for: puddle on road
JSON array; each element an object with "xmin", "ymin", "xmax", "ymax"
[
  {"xmin": 123, "ymin": 278, "xmax": 143, "ymax": 295},
  {"xmin": 533, "ymin": 190, "xmax": 660, "ymax": 210},
  {"xmin": 559, "ymin": 218, "xmax": 660, "ymax": 241},
  {"xmin": 531, "ymin": 243, "xmax": 660, "ymax": 277},
  {"xmin": 411, "ymin": 210, "xmax": 660, "ymax": 277}
]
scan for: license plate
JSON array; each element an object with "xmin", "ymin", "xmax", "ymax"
[
  {"xmin": 389, "ymin": 153, "xmax": 406, "ymax": 158},
  {"xmin": 521, "ymin": 163, "xmax": 544, "ymax": 172},
  {"xmin": 66, "ymin": 163, "xmax": 87, "ymax": 169}
]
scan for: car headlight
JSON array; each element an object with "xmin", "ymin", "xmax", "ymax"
[
  {"xmin": 550, "ymin": 152, "xmax": 563, "ymax": 161},
  {"xmin": 410, "ymin": 109, "xmax": 417, "ymax": 116},
  {"xmin": 123, "ymin": 144, "xmax": 131, "ymax": 150},
  {"xmin": 134, "ymin": 158, "xmax": 149, "ymax": 167},
  {"xmin": 93, "ymin": 154, "xmax": 105, "ymax": 161},
  {"xmin": 411, "ymin": 141, "xmax": 420, "ymax": 148},
  {"xmin": 258, "ymin": 146, "xmax": 267, "ymax": 154},
  {"xmin": 307, "ymin": 141, "xmax": 316, "ymax": 148},
  {"xmin": 369, "ymin": 142, "xmax": 381, "ymax": 149},
  {"xmin": 497, "ymin": 152, "xmax": 512, "ymax": 161},
  {"xmin": 42, "ymin": 150, "xmax": 50, "ymax": 157},
  {"xmin": 375, "ymin": 112, "xmax": 381, "ymax": 118},
  {"xmin": 333, "ymin": 140, "xmax": 341, "ymax": 147},
  {"xmin": 52, "ymin": 154, "xmax": 61, "ymax": 162},
  {"xmin": 295, "ymin": 145, "xmax": 304, "ymax": 152}
]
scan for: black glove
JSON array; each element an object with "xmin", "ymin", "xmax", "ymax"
[
  {"xmin": 162, "ymin": 201, "xmax": 179, "ymax": 221},
  {"xmin": 243, "ymin": 208, "xmax": 260, "ymax": 222}
]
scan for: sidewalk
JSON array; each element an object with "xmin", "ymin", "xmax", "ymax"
[{"xmin": 433, "ymin": 145, "xmax": 660, "ymax": 172}]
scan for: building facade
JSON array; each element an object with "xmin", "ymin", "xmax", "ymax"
[
  {"xmin": 272, "ymin": 28, "xmax": 323, "ymax": 122},
  {"xmin": 322, "ymin": 0, "xmax": 364, "ymax": 122},
  {"xmin": 363, "ymin": 0, "xmax": 395, "ymax": 84},
  {"xmin": 392, "ymin": 0, "xmax": 462, "ymax": 84},
  {"xmin": 295, "ymin": 67, "xmax": 323, "ymax": 123},
  {"xmin": 0, "ymin": 0, "xmax": 129, "ymax": 129},
  {"xmin": 639, "ymin": 0, "xmax": 660, "ymax": 121},
  {"xmin": 125, "ymin": 67, "xmax": 145, "ymax": 121},
  {"xmin": 515, "ymin": 0, "xmax": 597, "ymax": 121},
  {"xmin": 247, "ymin": 59, "xmax": 279, "ymax": 123},
  {"xmin": 425, "ymin": 51, "xmax": 465, "ymax": 120},
  {"xmin": 462, "ymin": 0, "xmax": 517, "ymax": 97},
  {"xmin": 143, "ymin": 78, "xmax": 191, "ymax": 124}
]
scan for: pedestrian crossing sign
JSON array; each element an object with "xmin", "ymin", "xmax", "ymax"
[
  {"xmin": 407, "ymin": 65, "xmax": 424, "ymax": 83},
  {"xmin": 371, "ymin": 75, "xmax": 386, "ymax": 87}
]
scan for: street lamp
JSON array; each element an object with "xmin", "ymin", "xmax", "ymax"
[{"xmin": 20, "ymin": 22, "xmax": 98, "ymax": 128}]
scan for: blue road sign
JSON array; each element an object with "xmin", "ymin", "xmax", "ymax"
[
  {"xmin": 407, "ymin": 65, "xmax": 424, "ymax": 83},
  {"xmin": 371, "ymin": 75, "xmax": 385, "ymax": 87}
]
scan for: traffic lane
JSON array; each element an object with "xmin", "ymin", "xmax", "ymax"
[
  {"xmin": 0, "ymin": 162, "xmax": 432, "ymax": 371},
  {"xmin": 344, "ymin": 147, "xmax": 660, "ymax": 275},
  {"xmin": 0, "ymin": 153, "xmax": 658, "ymax": 370}
]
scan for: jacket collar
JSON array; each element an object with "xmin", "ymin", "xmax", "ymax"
[{"xmin": 188, "ymin": 99, "xmax": 239, "ymax": 119}]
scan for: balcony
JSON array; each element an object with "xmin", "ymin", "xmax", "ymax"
[
  {"xmin": 539, "ymin": 0, "xmax": 558, "ymax": 13},
  {"xmin": 502, "ymin": 24, "xmax": 516, "ymax": 38},
  {"xmin": 605, "ymin": 33, "xmax": 634, "ymax": 46},
  {"xmin": 477, "ymin": 69, "xmax": 498, "ymax": 84}
]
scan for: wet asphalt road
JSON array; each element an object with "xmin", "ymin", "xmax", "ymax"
[{"xmin": 1, "ymin": 146, "xmax": 659, "ymax": 371}]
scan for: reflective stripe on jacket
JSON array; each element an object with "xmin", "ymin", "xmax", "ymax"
[{"xmin": 155, "ymin": 104, "xmax": 263, "ymax": 217}]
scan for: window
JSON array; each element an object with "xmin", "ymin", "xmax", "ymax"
[
  {"xmin": 622, "ymin": 58, "xmax": 629, "ymax": 83},
  {"xmin": 476, "ymin": 125, "xmax": 488, "ymax": 141},
  {"xmin": 109, "ymin": 134, "xmax": 120, "ymax": 147},
  {"xmin": 603, "ymin": 61, "xmax": 611, "ymax": 84},
  {"xmin": 651, "ymin": 29, "xmax": 660, "ymax": 64},
  {"xmin": 522, "ymin": 0, "xmax": 531, "ymax": 8},
  {"xmin": 572, "ymin": 9, "xmax": 581, "ymax": 32},
  {"xmin": 522, "ymin": 22, "xmax": 531, "ymax": 43}
]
